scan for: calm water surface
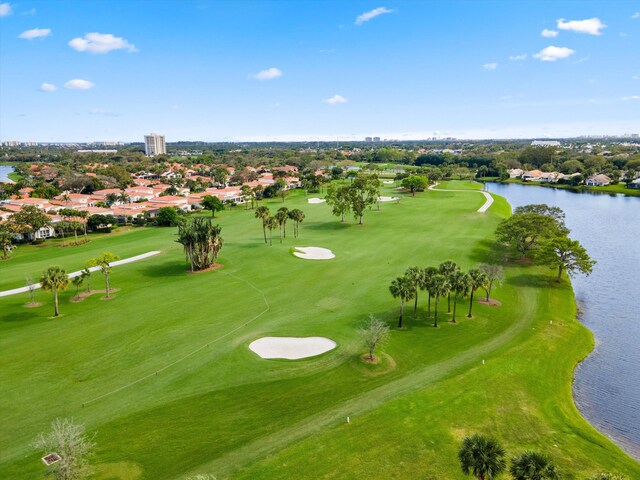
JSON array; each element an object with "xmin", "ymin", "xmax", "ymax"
[
  {"xmin": 0, "ymin": 165, "xmax": 14, "ymax": 183},
  {"xmin": 487, "ymin": 183, "xmax": 640, "ymax": 461}
]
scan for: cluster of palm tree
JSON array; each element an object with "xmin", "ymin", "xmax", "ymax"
[
  {"xmin": 459, "ymin": 433, "xmax": 625, "ymax": 480},
  {"xmin": 254, "ymin": 206, "xmax": 305, "ymax": 245},
  {"xmin": 176, "ymin": 218, "xmax": 223, "ymax": 271},
  {"xmin": 389, "ymin": 261, "xmax": 490, "ymax": 328},
  {"xmin": 56, "ymin": 208, "xmax": 89, "ymax": 246}
]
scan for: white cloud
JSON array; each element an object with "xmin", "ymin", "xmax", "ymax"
[
  {"xmin": 21, "ymin": 7, "xmax": 36, "ymax": 16},
  {"xmin": 633, "ymin": 75, "xmax": 639, "ymax": 80},
  {"xmin": 509, "ymin": 54, "xmax": 527, "ymax": 61},
  {"xmin": 68, "ymin": 32, "xmax": 137, "ymax": 54},
  {"xmin": 622, "ymin": 95, "xmax": 640, "ymax": 101},
  {"xmin": 0, "ymin": 2, "xmax": 11, "ymax": 16},
  {"xmin": 250, "ymin": 67, "xmax": 283, "ymax": 80},
  {"xmin": 323, "ymin": 94, "xmax": 347, "ymax": 105},
  {"xmin": 40, "ymin": 83, "xmax": 56, "ymax": 92},
  {"xmin": 355, "ymin": 7, "xmax": 394, "ymax": 25},
  {"xmin": 18, "ymin": 28, "xmax": 51, "ymax": 39},
  {"xmin": 533, "ymin": 46, "xmax": 575, "ymax": 62},
  {"xmin": 483, "ymin": 63, "xmax": 497, "ymax": 71},
  {"xmin": 541, "ymin": 29, "xmax": 558, "ymax": 38},
  {"xmin": 632, "ymin": 12, "xmax": 640, "ymax": 19},
  {"xmin": 557, "ymin": 18, "xmax": 606, "ymax": 35},
  {"xmin": 64, "ymin": 79, "xmax": 95, "ymax": 90}
]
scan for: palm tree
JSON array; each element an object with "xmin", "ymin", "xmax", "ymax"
[
  {"xmin": 450, "ymin": 271, "xmax": 471, "ymax": 323},
  {"xmin": 69, "ymin": 220, "xmax": 83, "ymax": 245},
  {"xmin": 389, "ymin": 275, "xmax": 415, "ymax": 328},
  {"xmin": 405, "ymin": 266, "xmax": 423, "ymax": 319},
  {"xmin": 0, "ymin": 230, "xmax": 13, "ymax": 258},
  {"xmin": 431, "ymin": 274, "xmax": 450, "ymax": 328},
  {"xmin": 81, "ymin": 267, "xmax": 91, "ymax": 292},
  {"xmin": 421, "ymin": 266, "xmax": 438, "ymax": 317},
  {"xmin": 88, "ymin": 252, "xmax": 119, "ymax": 298},
  {"xmin": 265, "ymin": 216, "xmax": 278, "ymax": 246},
  {"xmin": 105, "ymin": 193, "xmax": 119, "ymax": 207},
  {"xmin": 439, "ymin": 260, "xmax": 460, "ymax": 312},
  {"xmin": 510, "ymin": 451, "xmax": 560, "ymax": 480},
  {"xmin": 275, "ymin": 207, "xmax": 289, "ymax": 242},
  {"xmin": 176, "ymin": 218, "xmax": 223, "ymax": 271},
  {"xmin": 288, "ymin": 209, "xmax": 305, "ymax": 238},
  {"xmin": 254, "ymin": 206, "xmax": 270, "ymax": 244},
  {"xmin": 40, "ymin": 266, "xmax": 70, "ymax": 317},
  {"xmin": 459, "ymin": 433, "xmax": 506, "ymax": 480},
  {"xmin": 468, "ymin": 269, "xmax": 489, "ymax": 318},
  {"xmin": 72, "ymin": 275, "xmax": 84, "ymax": 298}
]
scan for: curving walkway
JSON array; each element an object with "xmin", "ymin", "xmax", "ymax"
[
  {"xmin": 428, "ymin": 183, "xmax": 494, "ymax": 213},
  {"xmin": 0, "ymin": 251, "xmax": 161, "ymax": 298}
]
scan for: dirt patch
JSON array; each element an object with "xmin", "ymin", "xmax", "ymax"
[
  {"xmin": 71, "ymin": 289, "xmax": 120, "ymax": 302},
  {"xmin": 478, "ymin": 298, "xmax": 502, "ymax": 307},
  {"xmin": 360, "ymin": 354, "xmax": 381, "ymax": 364},
  {"xmin": 24, "ymin": 301, "xmax": 42, "ymax": 308},
  {"xmin": 186, "ymin": 263, "xmax": 223, "ymax": 274}
]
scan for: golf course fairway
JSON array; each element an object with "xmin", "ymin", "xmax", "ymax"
[{"xmin": 1, "ymin": 181, "xmax": 638, "ymax": 479}]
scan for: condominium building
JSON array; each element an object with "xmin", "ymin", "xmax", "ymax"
[{"xmin": 144, "ymin": 133, "xmax": 166, "ymax": 157}]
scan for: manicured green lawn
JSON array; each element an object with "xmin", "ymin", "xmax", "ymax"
[{"xmin": 0, "ymin": 184, "xmax": 637, "ymax": 479}]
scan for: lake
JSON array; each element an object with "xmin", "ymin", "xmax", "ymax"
[
  {"xmin": 487, "ymin": 182, "xmax": 640, "ymax": 461},
  {"xmin": 0, "ymin": 165, "xmax": 15, "ymax": 183}
]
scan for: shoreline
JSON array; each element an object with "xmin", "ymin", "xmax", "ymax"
[{"xmin": 480, "ymin": 178, "xmax": 640, "ymax": 197}]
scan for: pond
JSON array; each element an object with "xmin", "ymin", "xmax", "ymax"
[{"xmin": 486, "ymin": 182, "xmax": 640, "ymax": 460}]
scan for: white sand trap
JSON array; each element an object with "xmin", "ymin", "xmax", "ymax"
[
  {"xmin": 293, "ymin": 246, "xmax": 335, "ymax": 260},
  {"xmin": 307, "ymin": 197, "xmax": 326, "ymax": 204},
  {"xmin": 378, "ymin": 196, "xmax": 400, "ymax": 202},
  {"xmin": 249, "ymin": 336, "xmax": 337, "ymax": 359},
  {"xmin": 383, "ymin": 180, "xmax": 394, "ymax": 184}
]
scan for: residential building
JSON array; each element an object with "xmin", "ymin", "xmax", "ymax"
[
  {"xmin": 144, "ymin": 133, "xmax": 166, "ymax": 157},
  {"xmin": 586, "ymin": 174, "xmax": 611, "ymax": 187}
]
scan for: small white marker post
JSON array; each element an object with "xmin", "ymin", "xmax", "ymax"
[
  {"xmin": 346, "ymin": 416, "xmax": 350, "ymax": 424},
  {"xmin": 482, "ymin": 359, "xmax": 485, "ymax": 365}
]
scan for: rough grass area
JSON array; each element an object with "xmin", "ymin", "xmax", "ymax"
[{"xmin": 1, "ymin": 184, "xmax": 638, "ymax": 479}]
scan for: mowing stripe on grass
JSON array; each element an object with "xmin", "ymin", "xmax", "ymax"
[
  {"xmin": 181, "ymin": 286, "xmax": 537, "ymax": 478},
  {"xmin": 81, "ymin": 271, "xmax": 270, "ymax": 407}
]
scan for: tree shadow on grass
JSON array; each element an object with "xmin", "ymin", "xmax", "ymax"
[
  {"xmin": 468, "ymin": 239, "xmax": 508, "ymax": 264},
  {"xmin": 506, "ymin": 273, "xmax": 552, "ymax": 289},
  {"xmin": 0, "ymin": 310, "xmax": 45, "ymax": 323},
  {"xmin": 138, "ymin": 260, "xmax": 192, "ymax": 278},
  {"xmin": 303, "ymin": 221, "xmax": 353, "ymax": 232}
]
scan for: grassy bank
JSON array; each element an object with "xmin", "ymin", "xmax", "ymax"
[{"xmin": 1, "ymin": 184, "xmax": 637, "ymax": 479}]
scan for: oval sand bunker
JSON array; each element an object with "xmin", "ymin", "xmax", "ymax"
[
  {"xmin": 293, "ymin": 247, "xmax": 335, "ymax": 260},
  {"xmin": 307, "ymin": 197, "xmax": 326, "ymax": 204},
  {"xmin": 249, "ymin": 337, "xmax": 337, "ymax": 359}
]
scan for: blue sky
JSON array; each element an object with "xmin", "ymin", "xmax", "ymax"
[{"xmin": 0, "ymin": 0, "xmax": 639, "ymax": 142}]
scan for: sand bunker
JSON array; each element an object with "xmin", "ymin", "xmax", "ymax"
[
  {"xmin": 249, "ymin": 336, "xmax": 337, "ymax": 359},
  {"xmin": 307, "ymin": 198, "xmax": 326, "ymax": 204},
  {"xmin": 293, "ymin": 247, "xmax": 335, "ymax": 260},
  {"xmin": 378, "ymin": 196, "xmax": 400, "ymax": 202},
  {"xmin": 383, "ymin": 180, "xmax": 394, "ymax": 184}
]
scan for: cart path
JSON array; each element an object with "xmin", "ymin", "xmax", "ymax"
[
  {"xmin": 0, "ymin": 251, "xmax": 161, "ymax": 298},
  {"xmin": 428, "ymin": 182, "xmax": 494, "ymax": 213}
]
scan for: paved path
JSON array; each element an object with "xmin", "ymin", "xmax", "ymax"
[
  {"xmin": 428, "ymin": 183, "xmax": 494, "ymax": 213},
  {"xmin": 0, "ymin": 251, "xmax": 161, "ymax": 298}
]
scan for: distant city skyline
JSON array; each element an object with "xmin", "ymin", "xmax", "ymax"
[{"xmin": 1, "ymin": 0, "xmax": 639, "ymax": 142}]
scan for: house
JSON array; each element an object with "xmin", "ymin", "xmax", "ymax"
[
  {"xmin": 629, "ymin": 178, "xmax": 640, "ymax": 189},
  {"xmin": 585, "ymin": 174, "xmax": 611, "ymax": 187},
  {"xmin": 522, "ymin": 170, "xmax": 543, "ymax": 182},
  {"xmin": 148, "ymin": 196, "xmax": 191, "ymax": 211},
  {"xmin": 508, "ymin": 168, "xmax": 524, "ymax": 179}
]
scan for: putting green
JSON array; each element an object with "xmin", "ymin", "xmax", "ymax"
[{"xmin": 0, "ymin": 182, "xmax": 637, "ymax": 479}]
